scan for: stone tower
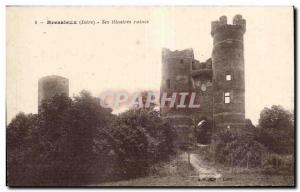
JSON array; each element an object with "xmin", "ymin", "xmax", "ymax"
[
  {"xmin": 160, "ymin": 48, "xmax": 195, "ymax": 146},
  {"xmin": 211, "ymin": 15, "xmax": 246, "ymax": 132},
  {"xmin": 38, "ymin": 75, "xmax": 69, "ymax": 112},
  {"xmin": 160, "ymin": 14, "xmax": 246, "ymax": 146}
]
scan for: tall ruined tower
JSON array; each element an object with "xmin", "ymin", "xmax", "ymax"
[
  {"xmin": 38, "ymin": 75, "xmax": 69, "ymax": 112},
  {"xmin": 211, "ymin": 15, "xmax": 246, "ymax": 132},
  {"xmin": 160, "ymin": 14, "xmax": 246, "ymax": 146},
  {"xmin": 160, "ymin": 48, "xmax": 214, "ymax": 146},
  {"xmin": 161, "ymin": 48, "xmax": 195, "ymax": 146}
]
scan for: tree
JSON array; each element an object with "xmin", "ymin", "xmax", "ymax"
[
  {"xmin": 214, "ymin": 119, "xmax": 266, "ymax": 168},
  {"xmin": 7, "ymin": 112, "xmax": 38, "ymax": 151},
  {"xmin": 7, "ymin": 91, "xmax": 114, "ymax": 185},
  {"xmin": 257, "ymin": 105, "xmax": 294, "ymax": 154},
  {"xmin": 64, "ymin": 91, "xmax": 113, "ymax": 183},
  {"xmin": 7, "ymin": 112, "xmax": 39, "ymax": 185},
  {"xmin": 7, "ymin": 90, "xmax": 175, "ymax": 185},
  {"xmin": 109, "ymin": 108, "xmax": 175, "ymax": 178},
  {"xmin": 215, "ymin": 128, "xmax": 266, "ymax": 168},
  {"xmin": 259, "ymin": 105, "xmax": 293, "ymax": 130}
]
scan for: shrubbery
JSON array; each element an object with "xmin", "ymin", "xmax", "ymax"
[
  {"xmin": 261, "ymin": 153, "xmax": 294, "ymax": 175},
  {"xmin": 7, "ymin": 94, "xmax": 294, "ymax": 185},
  {"xmin": 104, "ymin": 108, "xmax": 176, "ymax": 178},
  {"xmin": 214, "ymin": 105, "xmax": 294, "ymax": 175},
  {"xmin": 7, "ymin": 91, "xmax": 175, "ymax": 186},
  {"xmin": 215, "ymin": 126, "xmax": 266, "ymax": 168},
  {"xmin": 257, "ymin": 106, "xmax": 294, "ymax": 154}
]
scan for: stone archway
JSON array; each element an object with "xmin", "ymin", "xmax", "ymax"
[{"xmin": 195, "ymin": 117, "xmax": 212, "ymax": 144}]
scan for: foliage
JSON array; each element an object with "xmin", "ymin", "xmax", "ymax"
[
  {"xmin": 215, "ymin": 127, "xmax": 266, "ymax": 168},
  {"xmin": 108, "ymin": 108, "xmax": 175, "ymax": 178},
  {"xmin": 259, "ymin": 105, "xmax": 293, "ymax": 129},
  {"xmin": 7, "ymin": 91, "xmax": 175, "ymax": 186},
  {"xmin": 214, "ymin": 105, "xmax": 294, "ymax": 174},
  {"xmin": 257, "ymin": 105, "xmax": 294, "ymax": 154},
  {"xmin": 7, "ymin": 112, "xmax": 39, "ymax": 185},
  {"xmin": 261, "ymin": 153, "xmax": 294, "ymax": 175}
]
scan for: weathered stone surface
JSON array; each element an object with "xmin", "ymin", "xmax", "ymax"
[
  {"xmin": 38, "ymin": 75, "xmax": 69, "ymax": 112},
  {"xmin": 161, "ymin": 15, "xmax": 246, "ymax": 145}
]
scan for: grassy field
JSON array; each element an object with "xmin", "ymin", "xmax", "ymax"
[
  {"xmin": 97, "ymin": 173, "xmax": 294, "ymax": 186},
  {"xmin": 95, "ymin": 153, "xmax": 294, "ymax": 187}
]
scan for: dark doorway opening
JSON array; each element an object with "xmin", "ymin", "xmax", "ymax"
[{"xmin": 195, "ymin": 119, "xmax": 212, "ymax": 144}]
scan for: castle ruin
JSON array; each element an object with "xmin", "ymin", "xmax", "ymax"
[
  {"xmin": 160, "ymin": 15, "xmax": 246, "ymax": 146},
  {"xmin": 38, "ymin": 75, "xmax": 69, "ymax": 112}
]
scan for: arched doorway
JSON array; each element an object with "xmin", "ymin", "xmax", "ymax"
[{"xmin": 195, "ymin": 118, "xmax": 212, "ymax": 144}]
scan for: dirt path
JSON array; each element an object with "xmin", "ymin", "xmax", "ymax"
[
  {"xmin": 95, "ymin": 152, "xmax": 294, "ymax": 186},
  {"xmin": 180, "ymin": 152, "xmax": 222, "ymax": 180}
]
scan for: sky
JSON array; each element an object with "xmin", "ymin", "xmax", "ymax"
[{"xmin": 6, "ymin": 6, "xmax": 294, "ymax": 125}]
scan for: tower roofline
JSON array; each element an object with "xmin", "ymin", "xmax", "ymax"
[
  {"xmin": 38, "ymin": 75, "xmax": 69, "ymax": 83},
  {"xmin": 162, "ymin": 48, "xmax": 194, "ymax": 59},
  {"xmin": 211, "ymin": 14, "xmax": 246, "ymax": 36}
]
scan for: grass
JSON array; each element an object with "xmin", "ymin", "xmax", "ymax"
[
  {"xmin": 97, "ymin": 171, "xmax": 294, "ymax": 186},
  {"xmin": 94, "ymin": 152, "xmax": 294, "ymax": 187}
]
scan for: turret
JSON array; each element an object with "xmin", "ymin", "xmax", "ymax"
[
  {"xmin": 160, "ymin": 48, "xmax": 195, "ymax": 146},
  {"xmin": 38, "ymin": 75, "xmax": 69, "ymax": 112},
  {"xmin": 211, "ymin": 15, "xmax": 246, "ymax": 132},
  {"xmin": 161, "ymin": 48, "xmax": 193, "ymax": 90}
]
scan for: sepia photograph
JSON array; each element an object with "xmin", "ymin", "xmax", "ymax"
[{"xmin": 6, "ymin": 6, "xmax": 295, "ymax": 187}]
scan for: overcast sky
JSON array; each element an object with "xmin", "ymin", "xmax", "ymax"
[{"xmin": 7, "ymin": 6, "xmax": 294, "ymax": 124}]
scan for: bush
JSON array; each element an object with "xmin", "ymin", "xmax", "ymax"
[
  {"xmin": 262, "ymin": 153, "xmax": 294, "ymax": 175},
  {"xmin": 257, "ymin": 105, "xmax": 294, "ymax": 154},
  {"xmin": 109, "ymin": 108, "xmax": 176, "ymax": 178},
  {"xmin": 214, "ymin": 108, "xmax": 294, "ymax": 170},
  {"xmin": 7, "ymin": 93, "xmax": 176, "ymax": 185},
  {"xmin": 215, "ymin": 130, "xmax": 266, "ymax": 168}
]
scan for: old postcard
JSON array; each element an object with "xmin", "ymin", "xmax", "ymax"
[{"xmin": 6, "ymin": 6, "xmax": 294, "ymax": 187}]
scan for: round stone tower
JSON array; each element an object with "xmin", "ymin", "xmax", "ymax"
[
  {"xmin": 38, "ymin": 75, "xmax": 69, "ymax": 112},
  {"xmin": 211, "ymin": 15, "xmax": 246, "ymax": 132}
]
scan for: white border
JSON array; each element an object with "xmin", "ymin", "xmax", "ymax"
[
  {"xmin": 1, "ymin": 0, "xmax": 299, "ymax": 5},
  {"xmin": 1, "ymin": 0, "xmax": 298, "ymax": 191}
]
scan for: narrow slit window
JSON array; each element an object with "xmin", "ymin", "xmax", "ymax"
[
  {"xmin": 166, "ymin": 79, "xmax": 171, "ymax": 89},
  {"xmin": 226, "ymin": 74, "xmax": 231, "ymax": 81},
  {"xmin": 224, "ymin": 92, "xmax": 230, "ymax": 104}
]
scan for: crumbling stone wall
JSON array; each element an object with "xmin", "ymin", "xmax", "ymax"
[
  {"xmin": 161, "ymin": 15, "xmax": 246, "ymax": 145},
  {"xmin": 38, "ymin": 75, "xmax": 69, "ymax": 112}
]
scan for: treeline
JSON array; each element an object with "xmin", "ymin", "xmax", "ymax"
[
  {"xmin": 7, "ymin": 91, "xmax": 175, "ymax": 186},
  {"xmin": 7, "ymin": 91, "xmax": 294, "ymax": 185},
  {"xmin": 214, "ymin": 105, "xmax": 294, "ymax": 174}
]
